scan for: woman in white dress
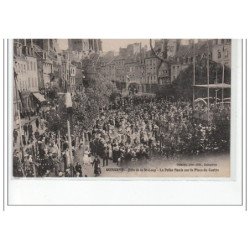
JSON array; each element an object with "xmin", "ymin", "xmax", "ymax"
[{"xmin": 82, "ymin": 148, "xmax": 92, "ymax": 175}]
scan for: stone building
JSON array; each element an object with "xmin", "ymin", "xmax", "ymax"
[
  {"xmin": 13, "ymin": 42, "xmax": 28, "ymax": 116},
  {"xmin": 126, "ymin": 43, "xmax": 141, "ymax": 57},
  {"xmin": 68, "ymin": 39, "xmax": 102, "ymax": 56},
  {"xmin": 32, "ymin": 39, "xmax": 60, "ymax": 89},
  {"xmin": 114, "ymin": 56, "xmax": 126, "ymax": 83},
  {"xmin": 212, "ymin": 39, "xmax": 231, "ymax": 68},
  {"xmin": 154, "ymin": 39, "xmax": 180, "ymax": 58},
  {"xmin": 145, "ymin": 51, "xmax": 161, "ymax": 84},
  {"xmin": 105, "ymin": 59, "xmax": 116, "ymax": 82},
  {"xmin": 81, "ymin": 39, "xmax": 231, "ymax": 96},
  {"xmin": 69, "ymin": 39, "xmax": 90, "ymax": 52},
  {"xmin": 158, "ymin": 62, "xmax": 170, "ymax": 85},
  {"xmin": 170, "ymin": 63, "xmax": 189, "ymax": 83},
  {"xmin": 13, "ymin": 40, "xmax": 41, "ymax": 118}
]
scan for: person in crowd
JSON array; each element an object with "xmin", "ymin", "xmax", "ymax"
[
  {"xmin": 74, "ymin": 162, "xmax": 82, "ymax": 177},
  {"xmin": 28, "ymin": 123, "xmax": 33, "ymax": 141},
  {"xmin": 12, "ymin": 94, "xmax": 230, "ymax": 178},
  {"xmin": 36, "ymin": 117, "xmax": 40, "ymax": 129},
  {"xmin": 34, "ymin": 129, "xmax": 40, "ymax": 140},
  {"xmin": 22, "ymin": 131, "xmax": 26, "ymax": 146},
  {"xmin": 13, "ymin": 129, "xmax": 18, "ymax": 145},
  {"xmin": 102, "ymin": 146, "xmax": 109, "ymax": 167},
  {"xmin": 36, "ymin": 104, "xmax": 40, "ymax": 115},
  {"xmin": 92, "ymin": 156, "xmax": 101, "ymax": 177},
  {"xmin": 13, "ymin": 150, "xmax": 23, "ymax": 177},
  {"xmin": 23, "ymin": 123, "xmax": 28, "ymax": 136}
]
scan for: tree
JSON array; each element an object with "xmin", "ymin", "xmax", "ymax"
[
  {"xmin": 46, "ymin": 86, "xmax": 59, "ymax": 102},
  {"xmin": 209, "ymin": 105, "xmax": 230, "ymax": 152},
  {"xmin": 46, "ymin": 94, "xmax": 68, "ymax": 136},
  {"xmin": 72, "ymin": 75, "xmax": 118, "ymax": 131},
  {"xmin": 155, "ymin": 84, "xmax": 176, "ymax": 100},
  {"xmin": 46, "ymin": 108, "xmax": 68, "ymax": 135},
  {"xmin": 172, "ymin": 59, "xmax": 231, "ymax": 101}
]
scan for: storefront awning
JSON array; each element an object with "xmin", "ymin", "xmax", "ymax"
[{"xmin": 33, "ymin": 92, "xmax": 46, "ymax": 103}]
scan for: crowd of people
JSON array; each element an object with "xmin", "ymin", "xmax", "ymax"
[
  {"xmin": 13, "ymin": 96, "xmax": 231, "ymax": 178},
  {"xmin": 85, "ymin": 98, "xmax": 230, "ymax": 168}
]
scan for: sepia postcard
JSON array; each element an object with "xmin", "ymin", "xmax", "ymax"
[{"xmin": 12, "ymin": 39, "xmax": 233, "ymax": 178}]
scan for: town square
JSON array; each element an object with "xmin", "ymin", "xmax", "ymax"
[{"xmin": 12, "ymin": 39, "xmax": 231, "ymax": 177}]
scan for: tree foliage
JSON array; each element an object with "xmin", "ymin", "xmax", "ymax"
[
  {"xmin": 209, "ymin": 105, "xmax": 231, "ymax": 151},
  {"xmin": 155, "ymin": 84, "xmax": 176, "ymax": 100},
  {"xmin": 172, "ymin": 59, "xmax": 231, "ymax": 101},
  {"xmin": 45, "ymin": 73, "xmax": 119, "ymax": 135},
  {"xmin": 72, "ymin": 76, "xmax": 118, "ymax": 130},
  {"xmin": 46, "ymin": 86, "xmax": 60, "ymax": 101},
  {"xmin": 46, "ymin": 107, "xmax": 68, "ymax": 135},
  {"xmin": 46, "ymin": 93, "xmax": 68, "ymax": 135}
]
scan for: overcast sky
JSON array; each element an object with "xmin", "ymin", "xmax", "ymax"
[
  {"xmin": 101, "ymin": 39, "xmax": 150, "ymax": 52},
  {"xmin": 57, "ymin": 39, "xmax": 150, "ymax": 52}
]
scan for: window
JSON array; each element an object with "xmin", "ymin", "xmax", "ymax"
[
  {"xmin": 225, "ymin": 50, "xmax": 229, "ymax": 58},
  {"xmin": 218, "ymin": 50, "xmax": 221, "ymax": 59},
  {"xmin": 34, "ymin": 62, "xmax": 36, "ymax": 71},
  {"xmin": 30, "ymin": 61, "xmax": 33, "ymax": 71}
]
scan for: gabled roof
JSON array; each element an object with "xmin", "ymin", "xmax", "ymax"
[
  {"xmin": 114, "ymin": 55, "xmax": 126, "ymax": 61},
  {"xmin": 176, "ymin": 40, "xmax": 214, "ymax": 58}
]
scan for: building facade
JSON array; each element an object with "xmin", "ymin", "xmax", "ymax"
[
  {"xmin": 212, "ymin": 39, "xmax": 231, "ymax": 68},
  {"xmin": 13, "ymin": 40, "xmax": 40, "ymax": 119},
  {"xmin": 81, "ymin": 39, "xmax": 232, "ymax": 95}
]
